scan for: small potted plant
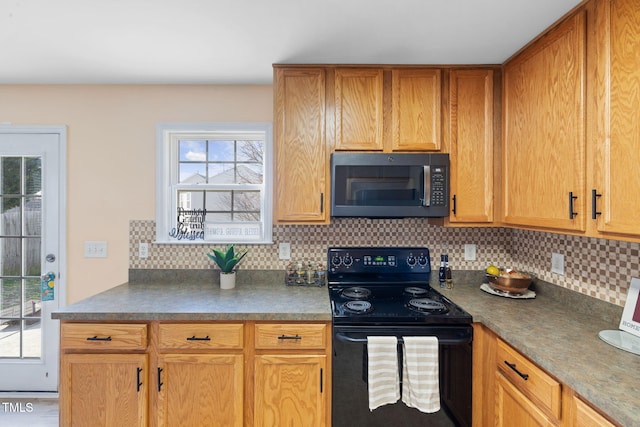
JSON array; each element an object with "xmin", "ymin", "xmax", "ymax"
[{"xmin": 206, "ymin": 245, "xmax": 248, "ymax": 289}]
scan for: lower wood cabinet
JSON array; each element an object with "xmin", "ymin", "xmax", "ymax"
[
  {"xmin": 472, "ymin": 324, "xmax": 619, "ymax": 427},
  {"xmin": 495, "ymin": 371, "xmax": 556, "ymax": 426},
  {"xmin": 60, "ymin": 353, "xmax": 148, "ymax": 426},
  {"xmin": 156, "ymin": 354, "xmax": 244, "ymax": 427},
  {"xmin": 59, "ymin": 320, "xmax": 331, "ymax": 427},
  {"xmin": 254, "ymin": 354, "xmax": 327, "ymax": 426},
  {"xmin": 569, "ymin": 394, "xmax": 618, "ymax": 427}
]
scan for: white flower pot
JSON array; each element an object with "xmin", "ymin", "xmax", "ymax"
[{"xmin": 220, "ymin": 271, "xmax": 236, "ymax": 290}]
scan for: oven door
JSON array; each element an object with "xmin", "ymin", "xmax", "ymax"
[{"xmin": 332, "ymin": 325, "xmax": 472, "ymax": 427}]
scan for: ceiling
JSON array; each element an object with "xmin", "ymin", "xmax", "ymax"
[{"xmin": 0, "ymin": 0, "xmax": 583, "ymax": 85}]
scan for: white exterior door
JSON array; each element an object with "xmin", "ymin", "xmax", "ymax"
[{"xmin": 0, "ymin": 126, "xmax": 66, "ymax": 392}]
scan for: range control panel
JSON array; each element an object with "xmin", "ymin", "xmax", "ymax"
[{"xmin": 327, "ymin": 247, "xmax": 431, "ymax": 275}]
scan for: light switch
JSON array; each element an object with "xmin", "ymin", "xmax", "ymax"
[
  {"xmin": 84, "ymin": 241, "xmax": 108, "ymax": 258},
  {"xmin": 464, "ymin": 244, "xmax": 477, "ymax": 261},
  {"xmin": 279, "ymin": 243, "xmax": 291, "ymax": 260}
]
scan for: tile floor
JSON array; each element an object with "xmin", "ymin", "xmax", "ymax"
[{"xmin": 0, "ymin": 399, "xmax": 58, "ymax": 427}]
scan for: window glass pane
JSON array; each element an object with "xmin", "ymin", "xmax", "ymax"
[
  {"xmin": 208, "ymin": 163, "xmax": 236, "ymax": 184},
  {"xmin": 25, "ymin": 157, "xmax": 42, "ymax": 195},
  {"xmin": 1, "ymin": 238, "xmax": 21, "ymax": 276},
  {"xmin": 236, "ymin": 164, "xmax": 263, "ymax": 184},
  {"xmin": 177, "ymin": 190, "xmax": 204, "ymax": 211},
  {"xmin": 237, "ymin": 140, "xmax": 264, "ymax": 162},
  {"xmin": 207, "ymin": 140, "xmax": 234, "ymax": 162},
  {"xmin": 179, "ymin": 164, "xmax": 206, "ymax": 184},
  {"xmin": 179, "ymin": 140, "xmax": 206, "ymax": 162},
  {"xmin": 205, "ymin": 191, "xmax": 231, "ymax": 212},
  {"xmin": 2, "ymin": 157, "xmax": 21, "ymax": 195},
  {"xmin": 25, "ymin": 237, "xmax": 41, "ymax": 276},
  {"xmin": 234, "ymin": 191, "xmax": 260, "ymax": 212},
  {"xmin": 206, "ymin": 212, "xmax": 232, "ymax": 221}
]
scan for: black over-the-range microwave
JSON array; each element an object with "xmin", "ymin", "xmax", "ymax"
[{"xmin": 330, "ymin": 152, "xmax": 450, "ymax": 218}]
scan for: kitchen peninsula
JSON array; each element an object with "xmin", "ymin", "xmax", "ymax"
[{"xmin": 53, "ymin": 272, "xmax": 636, "ymax": 426}]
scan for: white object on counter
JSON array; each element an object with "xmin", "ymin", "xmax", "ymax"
[{"xmin": 480, "ymin": 283, "xmax": 536, "ymax": 299}]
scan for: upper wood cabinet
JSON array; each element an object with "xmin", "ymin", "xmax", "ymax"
[
  {"xmin": 334, "ymin": 68, "xmax": 384, "ymax": 151},
  {"xmin": 391, "ymin": 69, "xmax": 442, "ymax": 151},
  {"xmin": 274, "ymin": 67, "xmax": 328, "ymax": 223},
  {"xmin": 502, "ymin": 11, "xmax": 587, "ymax": 231},
  {"xmin": 333, "ymin": 67, "xmax": 442, "ymax": 152},
  {"xmin": 591, "ymin": 0, "xmax": 640, "ymax": 238},
  {"xmin": 448, "ymin": 69, "xmax": 495, "ymax": 224}
]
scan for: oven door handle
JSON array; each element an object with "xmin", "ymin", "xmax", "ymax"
[{"xmin": 335, "ymin": 331, "xmax": 471, "ymax": 346}]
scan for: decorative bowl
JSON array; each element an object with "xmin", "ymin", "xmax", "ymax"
[{"xmin": 486, "ymin": 270, "xmax": 533, "ymax": 293}]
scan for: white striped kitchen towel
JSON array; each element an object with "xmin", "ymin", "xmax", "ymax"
[
  {"xmin": 367, "ymin": 336, "xmax": 400, "ymax": 410},
  {"xmin": 402, "ymin": 336, "xmax": 441, "ymax": 413}
]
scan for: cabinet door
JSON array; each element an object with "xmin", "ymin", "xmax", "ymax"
[
  {"xmin": 449, "ymin": 69, "xmax": 494, "ymax": 223},
  {"xmin": 495, "ymin": 372, "xmax": 556, "ymax": 427},
  {"xmin": 334, "ymin": 68, "xmax": 384, "ymax": 150},
  {"xmin": 254, "ymin": 354, "xmax": 326, "ymax": 427},
  {"xmin": 502, "ymin": 12, "xmax": 586, "ymax": 231},
  {"xmin": 156, "ymin": 354, "xmax": 243, "ymax": 427},
  {"xmin": 570, "ymin": 394, "xmax": 617, "ymax": 427},
  {"xmin": 274, "ymin": 68, "xmax": 328, "ymax": 223},
  {"xmin": 60, "ymin": 353, "xmax": 148, "ymax": 427},
  {"xmin": 592, "ymin": 0, "xmax": 640, "ymax": 237},
  {"xmin": 392, "ymin": 69, "xmax": 442, "ymax": 151}
]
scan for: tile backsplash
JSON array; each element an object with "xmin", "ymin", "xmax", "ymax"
[{"xmin": 129, "ymin": 219, "xmax": 638, "ymax": 307}]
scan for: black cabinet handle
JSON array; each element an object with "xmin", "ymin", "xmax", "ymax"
[
  {"xmin": 592, "ymin": 189, "xmax": 602, "ymax": 219},
  {"xmin": 157, "ymin": 367, "xmax": 163, "ymax": 392},
  {"xmin": 320, "ymin": 193, "xmax": 324, "ymax": 214},
  {"xmin": 320, "ymin": 368, "xmax": 323, "ymax": 393},
  {"xmin": 136, "ymin": 367, "xmax": 143, "ymax": 392},
  {"xmin": 569, "ymin": 191, "xmax": 578, "ymax": 219},
  {"xmin": 504, "ymin": 361, "xmax": 529, "ymax": 380},
  {"xmin": 278, "ymin": 334, "xmax": 302, "ymax": 340},
  {"xmin": 452, "ymin": 194, "xmax": 457, "ymax": 216},
  {"xmin": 186, "ymin": 335, "xmax": 211, "ymax": 341},
  {"xmin": 86, "ymin": 336, "xmax": 112, "ymax": 341}
]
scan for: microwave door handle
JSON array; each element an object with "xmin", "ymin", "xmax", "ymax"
[{"xmin": 423, "ymin": 165, "xmax": 431, "ymax": 207}]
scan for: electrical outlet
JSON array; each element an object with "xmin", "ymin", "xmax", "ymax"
[
  {"xmin": 464, "ymin": 244, "xmax": 477, "ymax": 261},
  {"xmin": 84, "ymin": 241, "xmax": 108, "ymax": 258},
  {"xmin": 139, "ymin": 242, "xmax": 149, "ymax": 259},
  {"xmin": 279, "ymin": 243, "xmax": 291, "ymax": 260},
  {"xmin": 551, "ymin": 252, "xmax": 565, "ymax": 275}
]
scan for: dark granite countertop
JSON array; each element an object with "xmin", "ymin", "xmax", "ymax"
[
  {"xmin": 440, "ymin": 271, "xmax": 638, "ymax": 427},
  {"xmin": 52, "ymin": 270, "xmax": 331, "ymax": 321},
  {"xmin": 52, "ymin": 269, "xmax": 638, "ymax": 426}
]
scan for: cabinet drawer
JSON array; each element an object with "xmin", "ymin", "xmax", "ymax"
[
  {"xmin": 497, "ymin": 338, "xmax": 562, "ymax": 419},
  {"xmin": 254, "ymin": 323, "xmax": 326, "ymax": 350},
  {"xmin": 61, "ymin": 323, "xmax": 147, "ymax": 351},
  {"xmin": 158, "ymin": 323, "xmax": 244, "ymax": 350}
]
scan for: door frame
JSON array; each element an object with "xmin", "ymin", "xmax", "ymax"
[{"xmin": 0, "ymin": 125, "xmax": 67, "ymax": 395}]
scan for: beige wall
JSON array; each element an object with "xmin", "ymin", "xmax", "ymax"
[{"xmin": 0, "ymin": 84, "xmax": 273, "ymax": 303}]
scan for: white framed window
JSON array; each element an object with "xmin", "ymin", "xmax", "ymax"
[{"xmin": 156, "ymin": 122, "xmax": 273, "ymax": 244}]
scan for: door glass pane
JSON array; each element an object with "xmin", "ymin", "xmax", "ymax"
[
  {"xmin": 1, "ymin": 157, "xmax": 20, "ymax": 195},
  {"xmin": 25, "ymin": 158, "xmax": 41, "ymax": 195},
  {"xmin": 0, "ymin": 156, "xmax": 43, "ymax": 360},
  {"xmin": 0, "ymin": 238, "xmax": 21, "ymax": 276}
]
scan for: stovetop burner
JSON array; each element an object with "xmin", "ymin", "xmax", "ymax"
[
  {"xmin": 341, "ymin": 287, "xmax": 371, "ymax": 300},
  {"xmin": 327, "ymin": 247, "xmax": 472, "ymax": 325},
  {"xmin": 404, "ymin": 286, "xmax": 429, "ymax": 297},
  {"xmin": 344, "ymin": 300, "xmax": 373, "ymax": 314},
  {"xmin": 407, "ymin": 298, "xmax": 448, "ymax": 313}
]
